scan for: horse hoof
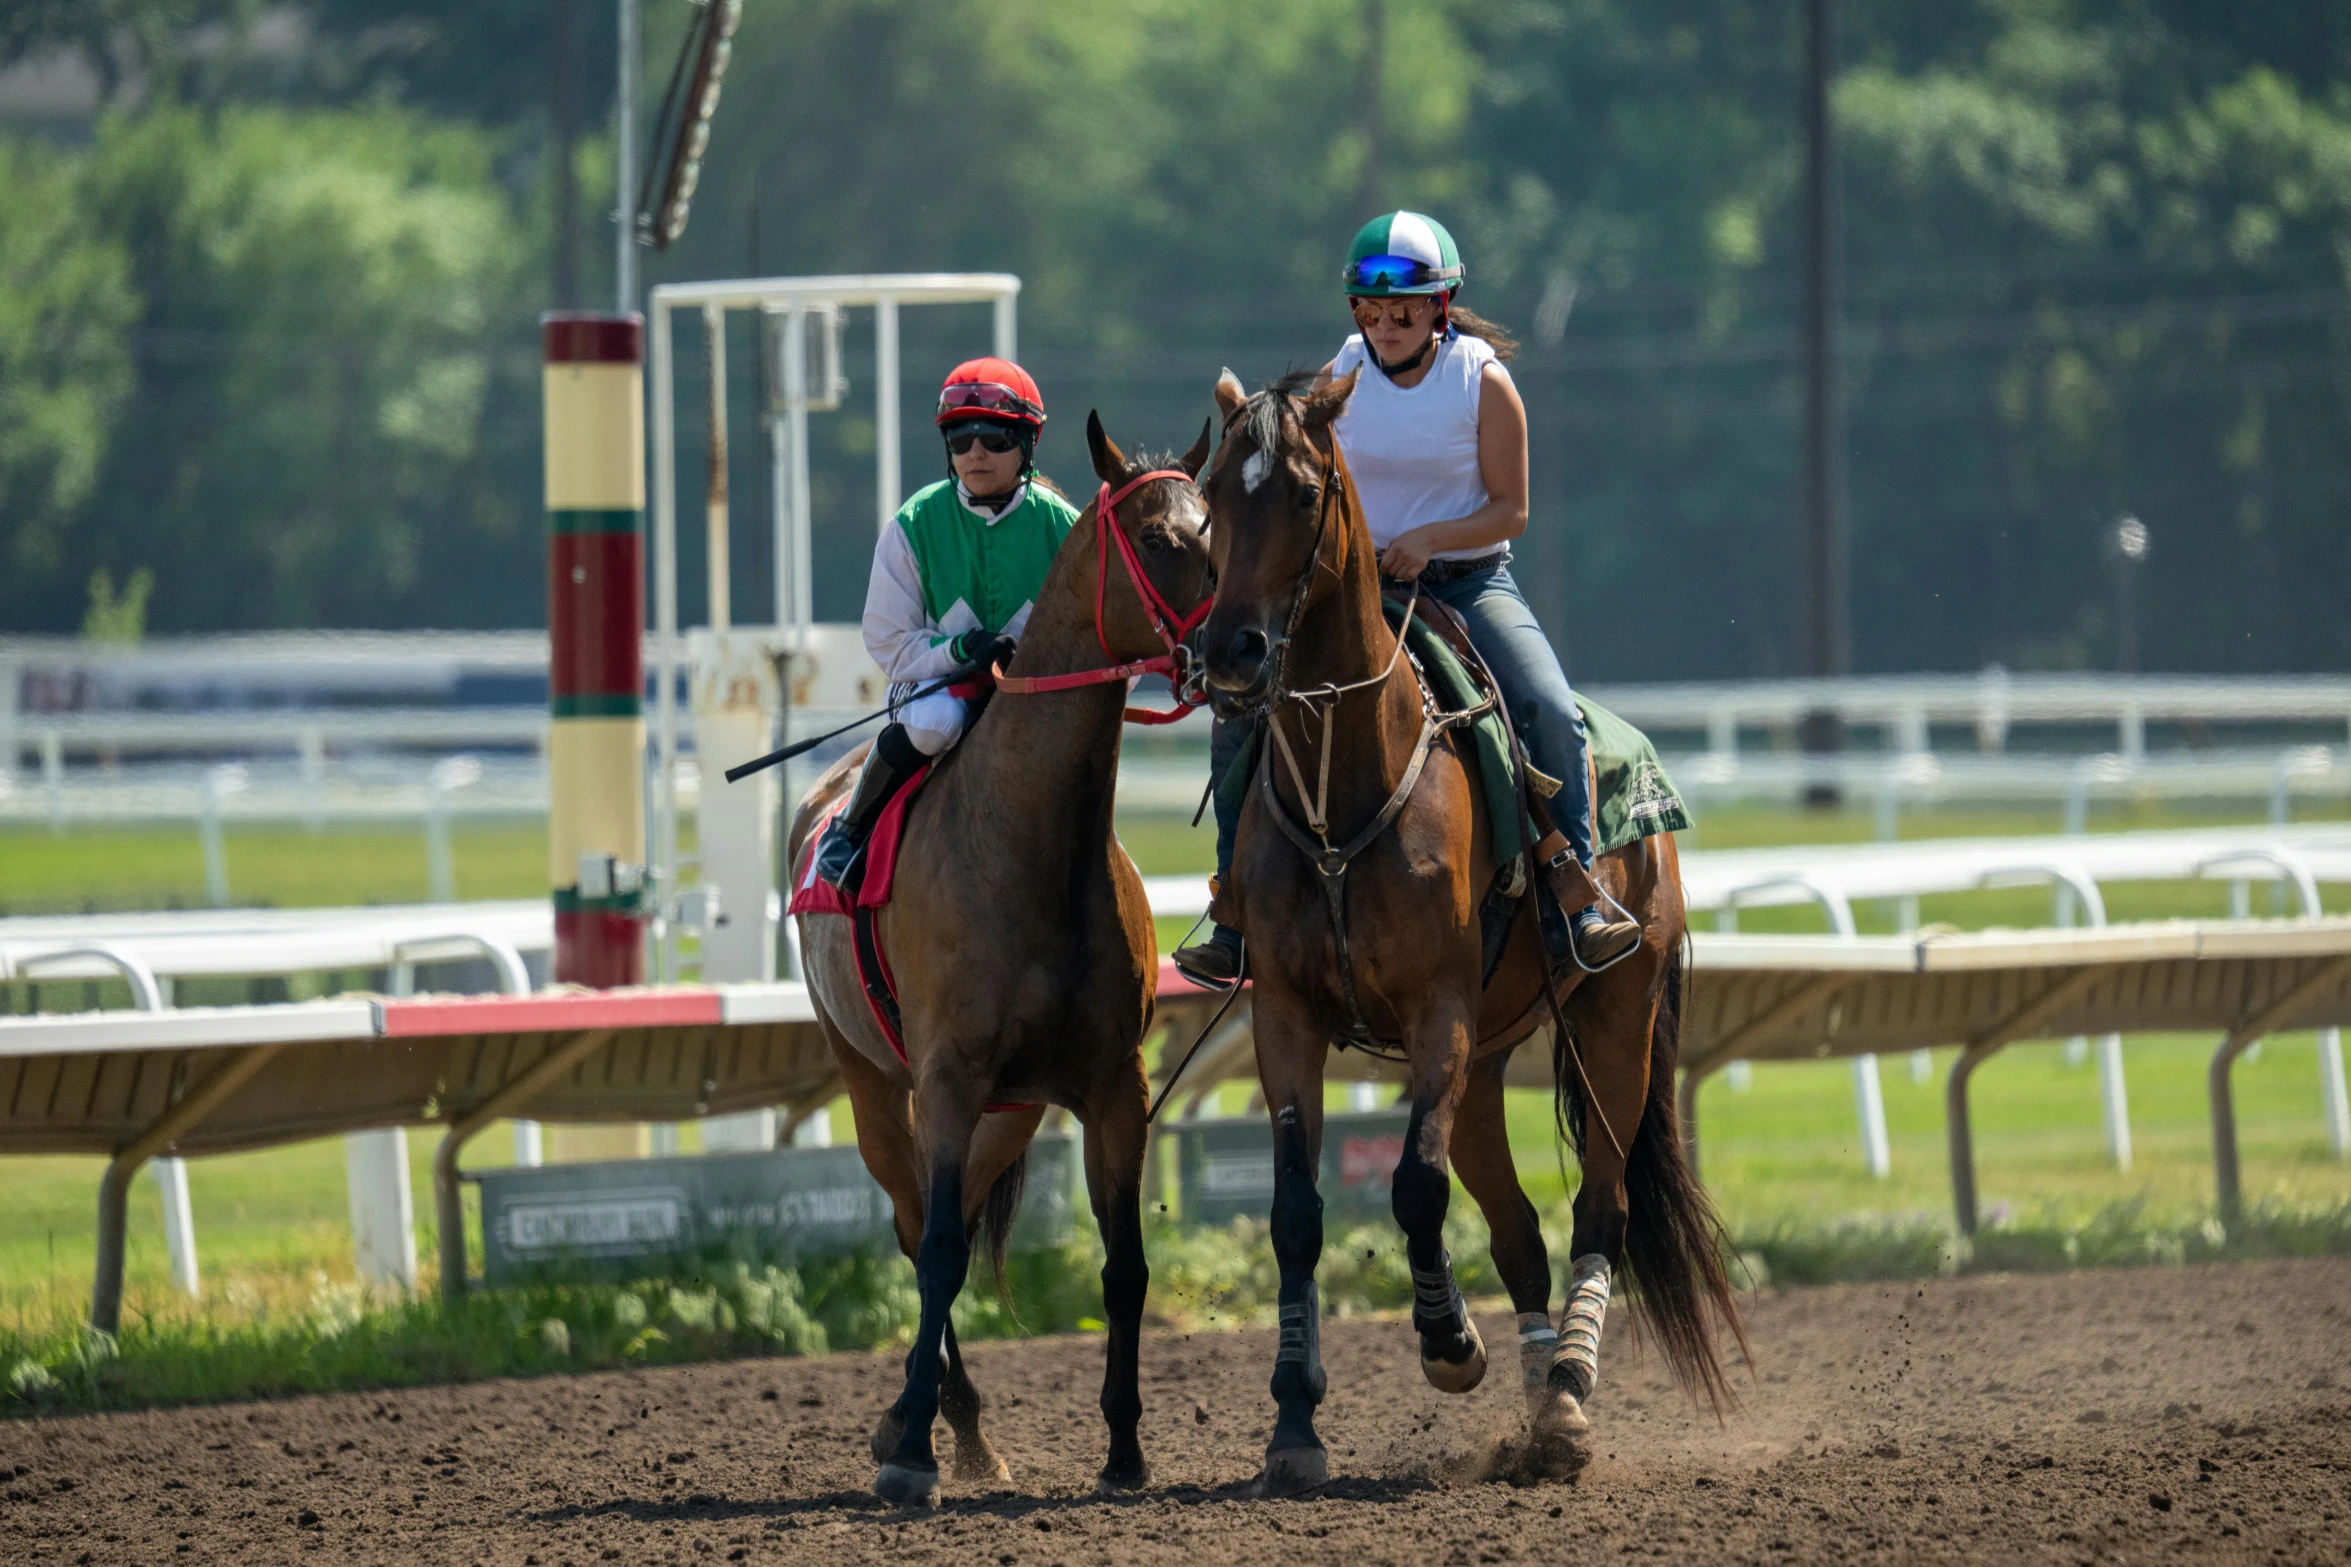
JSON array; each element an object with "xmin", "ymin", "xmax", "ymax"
[
  {"xmin": 874, "ymin": 1460, "xmax": 940, "ymax": 1509},
  {"xmin": 952, "ymin": 1437, "xmax": 1011, "ymax": 1485},
  {"xmin": 1420, "ymin": 1315, "xmax": 1488, "ymax": 1394},
  {"xmin": 1096, "ymin": 1460, "xmax": 1151, "ymax": 1495},
  {"xmin": 1530, "ymin": 1390, "xmax": 1591, "ymax": 1440},
  {"xmin": 1250, "ymin": 1444, "xmax": 1329, "ymax": 1498},
  {"xmin": 869, "ymin": 1412, "xmax": 907, "ymax": 1466}
]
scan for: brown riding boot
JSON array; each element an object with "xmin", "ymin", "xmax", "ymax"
[{"xmin": 1533, "ymin": 830, "xmax": 1642, "ymax": 969}]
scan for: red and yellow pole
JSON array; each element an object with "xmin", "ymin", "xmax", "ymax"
[{"xmin": 542, "ymin": 312, "xmax": 647, "ymax": 985}]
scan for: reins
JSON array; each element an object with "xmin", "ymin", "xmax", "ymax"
[
  {"xmin": 991, "ymin": 469, "xmax": 1213, "ymax": 726},
  {"xmin": 1231, "ymin": 418, "xmax": 1488, "ymax": 1054}
]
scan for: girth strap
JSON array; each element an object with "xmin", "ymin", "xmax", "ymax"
[{"xmin": 1256, "ymin": 707, "xmax": 1459, "ymax": 1052}]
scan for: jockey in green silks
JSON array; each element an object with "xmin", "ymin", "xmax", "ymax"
[{"xmin": 811, "ymin": 357, "xmax": 1080, "ymax": 887}]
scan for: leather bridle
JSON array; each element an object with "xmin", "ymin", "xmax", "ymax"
[{"xmin": 991, "ymin": 468, "xmax": 1214, "ymax": 726}]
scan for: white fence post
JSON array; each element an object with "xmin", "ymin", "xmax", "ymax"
[
  {"xmin": 343, "ymin": 1128, "xmax": 419, "ymax": 1291},
  {"xmin": 2320, "ymin": 1028, "xmax": 2350, "ymax": 1160},
  {"xmin": 199, "ymin": 764, "xmax": 246, "ymax": 907},
  {"xmin": 42, "ymin": 730, "xmax": 63, "ymax": 834},
  {"xmin": 424, "ymin": 755, "xmax": 479, "ymax": 904},
  {"xmin": 702, "ymin": 1109, "xmax": 776, "ymax": 1153},
  {"xmin": 1851, "ymin": 1054, "xmax": 1890, "ymax": 1179},
  {"xmin": 149, "ymin": 1158, "xmax": 199, "ymax": 1296},
  {"xmin": 2098, "ymin": 1033, "xmax": 2133, "ymax": 1172}
]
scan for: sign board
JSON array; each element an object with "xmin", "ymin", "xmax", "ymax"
[
  {"xmin": 1170, "ymin": 1108, "xmax": 1411, "ymax": 1228},
  {"xmin": 476, "ymin": 1134, "xmax": 1078, "ymax": 1284}
]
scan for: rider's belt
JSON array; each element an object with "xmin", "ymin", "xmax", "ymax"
[{"xmin": 1380, "ymin": 547, "xmax": 1507, "ymax": 591}]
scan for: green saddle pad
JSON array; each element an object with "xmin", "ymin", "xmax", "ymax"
[{"xmin": 1212, "ymin": 605, "xmax": 1689, "ymax": 863}]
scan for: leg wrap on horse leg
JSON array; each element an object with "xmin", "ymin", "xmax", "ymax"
[
  {"xmin": 1554, "ymin": 1252, "xmax": 1612, "ymax": 1403},
  {"xmin": 1413, "ymin": 1251, "xmax": 1467, "ymax": 1332},
  {"xmin": 1274, "ymin": 1282, "xmax": 1326, "ymax": 1401},
  {"xmin": 1411, "ymin": 1248, "xmax": 1487, "ymax": 1393},
  {"xmin": 1516, "ymin": 1312, "xmax": 1559, "ymax": 1406}
]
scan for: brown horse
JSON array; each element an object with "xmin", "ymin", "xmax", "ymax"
[
  {"xmin": 1194, "ymin": 370, "xmax": 1745, "ymax": 1494},
  {"xmin": 785, "ymin": 415, "xmax": 1215, "ymax": 1508}
]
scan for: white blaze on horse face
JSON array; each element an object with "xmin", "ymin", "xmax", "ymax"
[{"xmin": 1242, "ymin": 447, "xmax": 1272, "ymax": 494}]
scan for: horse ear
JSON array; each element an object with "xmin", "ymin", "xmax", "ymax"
[
  {"xmin": 1301, "ymin": 368, "xmax": 1358, "ymax": 430},
  {"xmin": 1179, "ymin": 416, "xmax": 1213, "ymax": 479},
  {"xmin": 1214, "ymin": 368, "xmax": 1247, "ymax": 418},
  {"xmin": 1086, "ymin": 409, "xmax": 1126, "ymax": 486}
]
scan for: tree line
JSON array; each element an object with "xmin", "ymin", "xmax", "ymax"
[{"xmin": 3, "ymin": 0, "xmax": 2347, "ymax": 678}]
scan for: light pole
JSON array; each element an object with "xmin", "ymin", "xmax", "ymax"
[
  {"xmin": 1798, "ymin": 0, "xmax": 1849, "ymax": 807},
  {"xmin": 2108, "ymin": 515, "xmax": 2148, "ymax": 674}
]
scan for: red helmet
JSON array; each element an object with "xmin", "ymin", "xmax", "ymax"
[{"xmin": 935, "ymin": 357, "xmax": 1045, "ymax": 432}]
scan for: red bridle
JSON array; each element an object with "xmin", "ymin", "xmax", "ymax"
[{"xmin": 991, "ymin": 469, "xmax": 1213, "ymax": 725}]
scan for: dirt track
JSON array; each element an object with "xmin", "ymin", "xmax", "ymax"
[{"xmin": 6, "ymin": 1258, "xmax": 2349, "ymax": 1565}]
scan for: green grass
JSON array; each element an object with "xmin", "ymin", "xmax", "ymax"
[{"xmin": 0, "ymin": 822, "xmax": 551, "ymax": 915}]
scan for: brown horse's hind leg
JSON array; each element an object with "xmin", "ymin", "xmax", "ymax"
[
  {"xmin": 936, "ymin": 1321, "xmax": 1011, "ymax": 1485},
  {"xmin": 1082, "ymin": 1068, "xmax": 1153, "ymax": 1493},
  {"xmin": 1550, "ymin": 948, "xmax": 1663, "ymax": 1413},
  {"xmin": 831, "ymin": 1017, "xmax": 1032, "ymax": 1487},
  {"xmin": 1393, "ymin": 999, "xmax": 1487, "ymax": 1395},
  {"xmin": 1452, "ymin": 1050, "xmax": 1587, "ymax": 1442}
]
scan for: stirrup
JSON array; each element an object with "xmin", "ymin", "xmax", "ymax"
[
  {"xmin": 1570, "ymin": 909, "xmax": 1642, "ymax": 968},
  {"xmin": 1172, "ymin": 926, "xmax": 1245, "ymax": 990},
  {"xmin": 1533, "ymin": 830, "xmax": 1642, "ymax": 972}
]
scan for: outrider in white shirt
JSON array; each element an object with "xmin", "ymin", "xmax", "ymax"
[{"xmin": 1328, "ymin": 328, "xmax": 1507, "ymax": 563}]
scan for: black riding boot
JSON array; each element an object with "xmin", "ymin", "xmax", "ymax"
[
  {"xmin": 813, "ymin": 724, "xmax": 928, "ymax": 889},
  {"xmin": 1172, "ymin": 922, "xmax": 1244, "ymax": 989}
]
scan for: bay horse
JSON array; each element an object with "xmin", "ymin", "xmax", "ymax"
[
  {"xmin": 1194, "ymin": 370, "xmax": 1745, "ymax": 1494},
  {"xmin": 784, "ymin": 415, "xmax": 1214, "ymax": 1508}
]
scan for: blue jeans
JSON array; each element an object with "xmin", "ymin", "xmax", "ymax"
[{"xmin": 1208, "ymin": 552, "xmax": 1598, "ymax": 889}]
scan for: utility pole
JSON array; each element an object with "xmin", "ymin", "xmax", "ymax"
[
  {"xmin": 1356, "ymin": 0, "xmax": 1385, "ymax": 218},
  {"xmin": 1797, "ymin": 0, "xmax": 1848, "ymax": 805},
  {"xmin": 550, "ymin": 0, "xmax": 581, "ymax": 308},
  {"xmin": 614, "ymin": 0, "xmax": 639, "ymax": 313}
]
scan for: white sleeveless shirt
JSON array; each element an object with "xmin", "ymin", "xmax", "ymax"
[{"xmin": 1330, "ymin": 329, "xmax": 1506, "ymax": 561}]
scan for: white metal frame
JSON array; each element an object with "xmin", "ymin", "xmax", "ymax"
[{"xmin": 644, "ymin": 273, "xmax": 1020, "ymax": 978}]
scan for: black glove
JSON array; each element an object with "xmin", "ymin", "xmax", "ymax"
[{"xmin": 950, "ymin": 629, "xmax": 1016, "ymax": 669}]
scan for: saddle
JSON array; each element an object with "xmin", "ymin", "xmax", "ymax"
[
  {"xmin": 789, "ymin": 762, "xmax": 936, "ymax": 1049},
  {"xmin": 788, "ymin": 756, "xmax": 1037, "ymax": 1113}
]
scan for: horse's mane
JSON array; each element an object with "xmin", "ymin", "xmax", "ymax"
[
  {"xmin": 1117, "ymin": 447, "xmax": 1184, "ymax": 479},
  {"xmin": 1232, "ymin": 367, "xmax": 1318, "ymax": 459}
]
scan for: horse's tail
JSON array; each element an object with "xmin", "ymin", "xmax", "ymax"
[
  {"xmin": 974, "ymin": 1147, "xmax": 1030, "ymax": 1300},
  {"xmin": 1554, "ymin": 939, "xmax": 1751, "ymax": 1412}
]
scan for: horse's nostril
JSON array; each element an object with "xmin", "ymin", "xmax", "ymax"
[{"xmin": 1229, "ymin": 627, "xmax": 1270, "ymax": 667}]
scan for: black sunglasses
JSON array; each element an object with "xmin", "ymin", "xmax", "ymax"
[{"xmin": 944, "ymin": 425, "xmax": 1023, "ymax": 456}]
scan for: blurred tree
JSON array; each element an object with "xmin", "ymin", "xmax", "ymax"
[
  {"xmin": 0, "ymin": 139, "xmax": 140, "ymax": 598},
  {"xmin": 1834, "ymin": 3, "xmax": 2351, "ymax": 672},
  {"xmin": 2, "ymin": 1, "xmax": 2347, "ymax": 672},
  {"xmin": 0, "ymin": 0, "xmax": 251, "ymax": 98},
  {"xmin": 0, "ymin": 102, "xmax": 542, "ymax": 632}
]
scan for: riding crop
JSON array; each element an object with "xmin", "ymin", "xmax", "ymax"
[{"xmin": 720, "ymin": 656, "xmax": 993, "ymax": 783}]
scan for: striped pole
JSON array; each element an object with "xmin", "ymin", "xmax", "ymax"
[{"xmin": 543, "ymin": 312, "xmax": 648, "ymax": 986}]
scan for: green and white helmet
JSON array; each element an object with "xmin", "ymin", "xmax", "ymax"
[{"xmin": 1343, "ymin": 210, "xmax": 1464, "ymax": 296}]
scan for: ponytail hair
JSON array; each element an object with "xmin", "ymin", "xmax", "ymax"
[{"xmin": 1448, "ymin": 303, "xmax": 1519, "ymax": 361}]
